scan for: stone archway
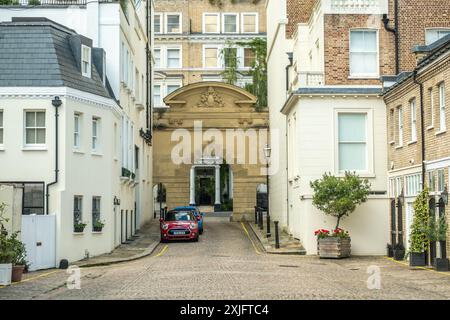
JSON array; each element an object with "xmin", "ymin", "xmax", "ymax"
[{"xmin": 152, "ymin": 81, "xmax": 269, "ymax": 221}]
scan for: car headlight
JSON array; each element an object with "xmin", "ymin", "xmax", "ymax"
[
  {"xmin": 162, "ymin": 224, "xmax": 169, "ymax": 230},
  {"xmin": 189, "ymin": 223, "xmax": 196, "ymax": 230}
]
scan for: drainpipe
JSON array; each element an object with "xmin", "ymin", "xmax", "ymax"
[
  {"xmin": 146, "ymin": 0, "xmax": 151, "ymax": 133},
  {"xmin": 382, "ymin": 0, "xmax": 399, "ymax": 75},
  {"xmin": 285, "ymin": 53, "xmax": 293, "ymax": 228},
  {"xmin": 46, "ymin": 96, "xmax": 62, "ymax": 215},
  {"xmin": 413, "ymin": 71, "xmax": 426, "ymax": 187},
  {"xmin": 285, "ymin": 52, "xmax": 293, "ymax": 91}
]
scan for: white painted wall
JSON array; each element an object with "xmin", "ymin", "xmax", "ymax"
[
  {"xmin": 284, "ymin": 95, "xmax": 390, "ymax": 255},
  {"xmin": 266, "ymin": 0, "xmax": 290, "ymax": 229}
]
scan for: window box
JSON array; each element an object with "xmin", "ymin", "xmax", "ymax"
[{"xmin": 74, "ymin": 222, "xmax": 87, "ymax": 233}]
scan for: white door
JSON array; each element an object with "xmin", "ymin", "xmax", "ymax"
[
  {"xmin": 21, "ymin": 215, "xmax": 56, "ymax": 271},
  {"xmin": 405, "ymin": 202, "xmax": 414, "ymax": 251}
]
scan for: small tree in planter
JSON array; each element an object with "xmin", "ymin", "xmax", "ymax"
[
  {"xmin": 311, "ymin": 172, "xmax": 370, "ymax": 258},
  {"xmin": 409, "ymin": 188, "xmax": 430, "ymax": 267},
  {"xmin": 0, "ymin": 203, "xmax": 14, "ymax": 285},
  {"xmin": 424, "ymin": 215, "xmax": 448, "ymax": 271}
]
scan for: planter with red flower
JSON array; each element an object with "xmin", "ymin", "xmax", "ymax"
[
  {"xmin": 315, "ymin": 228, "xmax": 351, "ymax": 259},
  {"xmin": 310, "ymin": 172, "xmax": 370, "ymax": 259}
]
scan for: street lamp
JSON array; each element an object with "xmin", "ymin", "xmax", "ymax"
[{"xmin": 264, "ymin": 144, "xmax": 271, "ymax": 238}]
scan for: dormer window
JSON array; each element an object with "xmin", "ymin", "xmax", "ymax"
[{"xmin": 81, "ymin": 45, "xmax": 91, "ymax": 78}]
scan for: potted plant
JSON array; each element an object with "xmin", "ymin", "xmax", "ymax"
[
  {"xmin": 10, "ymin": 231, "xmax": 28, "ymax": 282},
  {"xmin": 408, "ymin": 188, "xmax": 429, "ymax": 267},
  {"xmin": 393, "ymin": 243, "xmax": 406, "ymax": 261},
  {"xmin": 74, "ymin": 221, "xmax": 87, "ymax": 233},
  {"xmin": 310, "ymin": 172, "xmax": 370, "ymax": 258},
  {"xmin": 93, "ymin": 220, "xmax": 105, "ymax": 232},
  {"xmin": 424, "ymin": 215, "xmax": 449, "ymax": 271},
  {"xmin": 0, "ymin": 203, "xmax": 13, "ymax": 285}
]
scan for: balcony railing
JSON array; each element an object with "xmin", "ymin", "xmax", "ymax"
[
  {"xmin": 329, "ymin": 0, "xmax": 386, "ymax": 14},
  {"xmin": 294, "ymin": 72, "xmax": 325, "ymax": 88},
  {"xmin": 0, "ymin": 0, "xmax": 120, "ymax": 6}
]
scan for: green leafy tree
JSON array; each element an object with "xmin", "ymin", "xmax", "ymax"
[
  {"xmin": 310, "ymin": 172, "xmax": 371, "ymax": 230},
  {"xmin": 409, "ymin": 188, "xmax": 430, "ymax": 253},
  {"xmin": 220, "ymin": 41, "xmax": 239, "ymax": 85}
]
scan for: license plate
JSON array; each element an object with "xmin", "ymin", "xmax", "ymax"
[{"xmin": 173, "ymin": 231, "xmax": 185, "ymax": 235}]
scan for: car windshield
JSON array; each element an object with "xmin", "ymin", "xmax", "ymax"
[
  {"xmin": 165, "ymin": 211, "xmax": 194, "ymax": 221},
  {"xmin": 175, "ymin": 208, "xmax": 198, "ymax": 215}
]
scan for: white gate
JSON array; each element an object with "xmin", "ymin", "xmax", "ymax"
[{"xmin": 21, "ymin": 215, "xmax": 56, "ymax": 271}]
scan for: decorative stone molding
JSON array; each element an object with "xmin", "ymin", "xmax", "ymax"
[{"xmin": 196, "ymin": 87, "xmax": 225, "ymax": 108}]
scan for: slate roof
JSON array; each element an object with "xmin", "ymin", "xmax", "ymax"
[{"xmin": 0, "ymin": 18, "xmax": 112, "ymax": 99}]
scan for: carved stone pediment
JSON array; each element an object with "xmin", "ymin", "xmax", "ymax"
[{"xmin": 196, "ymin": 86, "xmax": 225, "ymax": 108}]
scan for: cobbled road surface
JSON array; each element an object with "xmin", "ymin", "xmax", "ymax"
[{"xmin": 1, "ymin": 218, "xmax": 449, "ymax": 300}]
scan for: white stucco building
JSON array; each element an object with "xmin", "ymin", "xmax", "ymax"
[
  {"xmin": 0, "ymin": 0, "xmax": 155, "ymax": 267},
  {"xmin": 266, "ymin": 0, "xmax": 390, "ymax": 255}
]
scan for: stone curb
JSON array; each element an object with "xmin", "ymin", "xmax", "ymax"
[
  {"xmin": 76, "ymin": 240, "xmax": 161, "ymax": 268},
  {"xmin": 248, "ymin": 222, "xmax": 306, "ymax": 255}
]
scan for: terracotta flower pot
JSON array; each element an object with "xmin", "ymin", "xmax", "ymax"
[{"xmin": 11, "ymin": 265, "xmax": 25, "ymax": 283}]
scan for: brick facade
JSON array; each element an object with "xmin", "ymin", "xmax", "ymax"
[
  {"xmin": 286, "ymin": 0, "xmax": 316, "ymax": 38},
  {"xmin": 323, "ymin": 14, "xmax": 396, "ymax": 85},
  {"xmin": 384, "ymin": 41, "xmax": 450, "ymax": 257}
]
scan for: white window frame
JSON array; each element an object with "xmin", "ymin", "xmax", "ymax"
[
  {"xmin": 222, "ymin": 13, "xmax": 239, "ymax": 34},
  {"xmin": 73, "ymin": 195, "xmax": 83, "ymax": 226},
  {"xmin": 439, "ymin": 82, "xmax": 446, "ymax": 132},
  {"xmin": 397, "ymin": 106, "xmax": 403, "ymax": 147},
  {"xmin": 153, "ymin": 84, "xmax": 162, "ymax": 108},
  {"xmin": 242, "ymin": 47, "xmax": 255, "ymax": 68},
  {"xmin": 0, "ymin": 110, "xmax": 3, "ymax": 146},
  {"xmin": 154, "ymin": 81, "xmax": 183, "ymax": 108},
  {"xmin": 166, "ymin": 46, "xmax": 182, "ymax": 69},
  {"xmin": 74, "ymin": 113, "xmax": 81, "ymax": 149},
  {"xmin": 349, "ymin": 29, "xmax": 379, "ymax": 78},
  {"xmin": 410, "ymin": 99, "xmax": 417, "ymax": 142},
  {"xmin": 154, "ymin": 47, "xmax": 161, "ymax": 68},
  {"xmin": 81, "ymin": 44, "xmax": 91, "ymax": 78},
  {"xmin": 154, "ymin": 13, "xmax": 163, "ymax": 34},
  {"xmin": 203, "ymin": 45, "xmax": 221, "ymax": 69},
  {"xmin": 428, "ymin": 87, "xmax": 435, "ymax": 129},
  {"xmin": 241, "ymin": 12, "xmax": 258, "ymax": 34},
  {"xmin": 165, "ymin": 13, "xmax": 182, "ymax": 34},
  {"xmin": 92, "ymin": 117, "xmax": 100, "ymax": 152},
  {"xmin": 334, "ymin": 109, "xmax": 373, "ymax": 176},
  {"xmin": 425, "ymin": 28, "xmax": 450, "ymax": 45},
  {"xmin": 203, "ymin": 13, "xmax": 220, "ymax": 34},
  {"xmin": 24, "ymin": 110, "xmax": 46, "ymax": 148}
]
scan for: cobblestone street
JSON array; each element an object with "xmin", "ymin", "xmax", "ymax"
[{"xmin": 1, "ymin": 218, "xmax": 449, "ymax": 300}]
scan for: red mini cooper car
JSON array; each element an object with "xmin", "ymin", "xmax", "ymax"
[{"xmin": 160, "ymin": 210, "xmax": 199, "ymax": 242}]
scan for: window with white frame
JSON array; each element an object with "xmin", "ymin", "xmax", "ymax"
[
  {"xmin": 0, "ymin": 110, "xmax": 3, "ymax": 145},
  {"xmin": 243, "ymin": 48, "xmax": 255, "ymax": 68},
  {"xmin": 223, "ymin": 47, "xmax": 238, "ymax": 68},
  {"xmin": 154, "ymin": 48, "xmax": 161, "ymax": 68},
  {"xmin": 429, "ymin": 87, "xmax": 434, "ymax": 127},
  {"xmin": 425, "ymin": 28, "xmax": 450, "ymax": 45},
  {"xmin": 223, "ymin": 13, "xmax": 238, "ymax": 33},
  {"xmin": 167, "ymin": 84, "xmax": 181, "ymax": 95},
  {"xmin": 124, "ymin": 49, "xmax": 129, "ymax": 85},
  {"xmin": 25, "ymin": 111, "xmax": 46, "ymax": 146},
  {"xmin": 241, "ymin": 13, "xmax": 258, "ymax": 33},
  {"xmin": 92, "ymin": 117, "xmax": 100, "ymax": 151},
  {"xmin": 389, "ymin": 108, "xmax": 395, "ymax": 142},
  {"xmin": 406, "ymin": 174, "xmax": 422, "ymax": 196},
  {"xmin": 439, "ymin": 82, "xmax": 446, "ymax": 131},
  {"xmin": 154, "ymin": 13, "xmax": 162, "ymax": 34},
  {"xmin": 73, "ymin": 195, "xmax": 83, "ymax": 226},
  {"xmin": 397, "ymin": 106, "xmax": 403, "ymax": 146},
  {"xmin": 92, "ymin": 196, "xmax": 101, "ymax": 228},
  {"xmin": 166, "ymin": 13, "xmax": 181, "ymax": 34},
  {"xmin": 74, "ymin": 113, "xmax": 81, "ymax": 149},
  {"xmin": 349, "ymin": 30, "xmax": 378, "ymax": 77},
  {"xmin": 153, "ymin": 85, "xmax": 162, "ymax": 107},
  {"xmin": 203, "ymin": 13, "xmax": 220, "ymax": 33},
  {"xmin": 166, "ymin": 48, "xmax": 181, "ymax": 68},
  {"xmin": 141, "ymin": 74, "xmax": 145, "ymax": 103},
  {"xmin": 410, "ymin": 99, "xmax": 417, "ymax": 142},
  {"xmin": 135, "ymin": 68, "xmax": 140, "ymax": 100},
  {"xmin": 204, "ymin": 46, "xmax": 220, "ymax": 68},
  {"xmin": 81, "ymin": 45, "xmax": 91, "ymax": 78},
  {"xmin": 428, "ymin": 171, "xmax": 436, "ymax": 192},
  {"xmin": 338, "ymin": 113, "xmax": 367, "ymax": 172},
  {"xmin": 437, "ymin": 169, "xmax": 446, "ymax": 192}
]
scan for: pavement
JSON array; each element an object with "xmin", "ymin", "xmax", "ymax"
[
  {"xmin": 1, "ymin": 217, "xmax": 449, "ymax": 300},
  {"xmin": 248, "ymin": 214, "xmax": 306, "ymax": 255},
  {"xmin": 76, "ymin": 219, "xmax": 161, "ymax": 267}
]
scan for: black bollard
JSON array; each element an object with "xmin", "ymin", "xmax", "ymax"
[
  {"xmin": 266, "ymin": 213, "xmax": 271, "ymax": 238},
  {"xmin": 274, "ymin": 221, "xmax": 280, "ymax": 249},
  {"xmin": 258, "ymin": 208, "xmax": 263, "ymax": 230},
  {"xmin": 254, "ymin": 206, "xmax": 258, "ymax": 225}
]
